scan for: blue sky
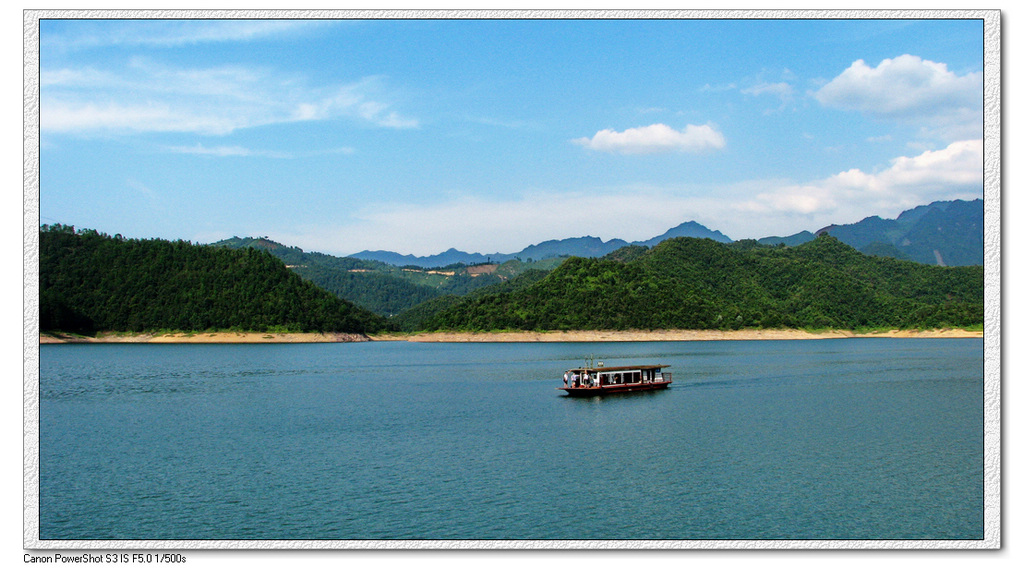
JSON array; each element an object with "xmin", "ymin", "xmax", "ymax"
[{"xmin": 37, "ymin": 16, "xmax": 986, "ymax": 256}]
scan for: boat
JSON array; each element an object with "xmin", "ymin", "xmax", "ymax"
[{"xmin": 558, "ymin": 362, "xmax": 672, "ymax": 397}]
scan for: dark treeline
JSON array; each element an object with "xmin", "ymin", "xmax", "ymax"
[
  {"xmin": 421, "ymin": 235, "xmax": 984, "ymax": 332},
  {"xmin": 39, "ymin": 225, "xmax": 390, "ymax": 334}
]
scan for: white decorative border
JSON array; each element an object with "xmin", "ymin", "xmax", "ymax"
[{"xmin": 22, "ymin": 8, "xmax": 1002, "ymax": 551}]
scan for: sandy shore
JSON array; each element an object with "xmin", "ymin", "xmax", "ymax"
[
  {"xmin": 369, "ymin": 328, "xmax": 981, "ymax": 343},
  {"xmin": 40, "ymin": 327, "xmax": 981, "ymax": 344},
  {"xmin": 39, "ymin": 331, "xmax": 371, "ymax": 344}
]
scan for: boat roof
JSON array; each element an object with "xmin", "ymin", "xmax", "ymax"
[{"xmin": 567, "ymin": 364, "xmax": 669, "ymax": 373}]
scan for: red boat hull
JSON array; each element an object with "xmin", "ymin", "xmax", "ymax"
[{"xmin": 558, "ymin": 380, "xmax": 671, "ymax": 397}]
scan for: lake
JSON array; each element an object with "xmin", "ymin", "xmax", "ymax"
[{"xmin": 37, "ymin": 338, "xmax": 984, "ymax": 542}]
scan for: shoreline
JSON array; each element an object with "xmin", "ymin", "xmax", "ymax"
[
  {"xmin": 40, "ymin": 328, "xmax": 982, "ymax": 344},
  {"xmin": 371, "ymin": 328, "xmax": 982, "ymax": 342},
  {"xmin": 39, "ymin": 331, "xmax": 372, "ymax": 344}
]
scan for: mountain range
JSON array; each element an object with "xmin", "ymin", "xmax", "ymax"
[
  {"xmin": 351, "ymin": 220, "xmax": 732, "ymax": 267},
  {"xmin": 421, "ymin": 234, "xmax": 983, "ymax": 333},
  {"xmin": 212, "ymin": 236, "xmax": 566, "ymax": 317},
  {"xmin": 814, "ymin": 199, "xmax": 983, "ymax": 266},
  {"xmin": 350, "ymin": 199, "xmax": 982, "ymax": 268},
  {"xmin": 42, "ymin": 222, "xmax": 984, "ymax": 335},
  {"xmin": 212, "ymin": 198, "xmax": 983, "ymax": 318},
  {"xmin": 42, "ymin": 198, "xmax": 984, "ymax": 334}
]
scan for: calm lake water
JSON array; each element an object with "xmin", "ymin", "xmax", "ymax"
[{"xmin": 38, "ymin": 338, "xmax": 984, "ymax": 541}]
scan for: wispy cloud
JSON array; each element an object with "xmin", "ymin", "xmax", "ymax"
[
  {"xmin": 742, "ymin": 80, "xmax": 796, "ymax": 115},
  {"xmin": 745, "ymin": 139, "xmax": 982, "ymax": 222},
  {"xmin": 290, "ymin": 77, "xmax": 420, "ymax": 129},
  {"xmin": 742, "ymin": 81, "xmax": 794, "ymax": 99},
  {"xmin": 43, "ymin": 20, "xmax": 328, "ymax": 52},
  {"xmin": 272, "ymin": 140, "xmax": 981, "ymax": 256},
  {"xmin": 41, "ymin": 59, "xmax": 418, "ymax": 136},
  {"xmin": 814, "ymin": 54, "xmax": 982, "ymax": 141},
  {"xmin": 572, "ymin": 123, "xmax": 726, "ymax": 155},
  {"xmin": 700, "ymin": 82, "xmax": 737, "ymax": 93},
  {"xmin": 463, "ymin": 115, "xmax": 542, "ymax": 130},
  {"xmin": 165, "ymin": 143, "xmax": 355, "ymax": 158},
  {"xmin": 165, "ymin": 144, "xmax": 293, "ymax": 158},
  {"xmin": 125, "ymin": 178, "xmax": 158, "ymax": 200}
]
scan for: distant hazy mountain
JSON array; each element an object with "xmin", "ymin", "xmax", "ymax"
[
  {"xmin": 635, "ymin": 221, "xmax": 732, "ymax": 247},
  {"xmin": 312, "ymin": 199, "xmax": 983, "ymax": 269},
  {"xmin": 816, "ymin": 199, "xmax": 982, "ymax": 266},
  {"xmin": 757, "ymin": 231, "xmax": 815, "ymax": 247},
  {"xmin": 516, "ymin": 236, "xmax": 630, "ymax": 262},
  {"xmin": 350, "ymin": 248, "xmax": 512, "ymax": 268},
  {"xmin": 212, "ymin": 236, "xmax": 565, "ymax": 316},
  {"xmin": 351, "ymin": 220, "xmax": 731, "ymax": 268}
]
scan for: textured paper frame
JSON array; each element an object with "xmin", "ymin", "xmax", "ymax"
[{"xmin": 22, "ymin": 8, "xmax": 1002, "ymax": 551}]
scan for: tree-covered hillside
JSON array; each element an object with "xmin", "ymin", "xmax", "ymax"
[
  {"xmin": 211, "ymin": 236, "xmax": 441, "ymax": 316},
  {"xmin": 213, "ymin": 236, "xmax": 565, "ymax": 316},
  {"xmin": 391, "ymin": 268, "xmax": 555, "ymax": 331},
  {"xmin": 39, "ymin": 225, "xmax": 390, "ymax": 334},
  {"xmin": 421, "ymin": 235, "xmax": 983, "ymax": 332}
]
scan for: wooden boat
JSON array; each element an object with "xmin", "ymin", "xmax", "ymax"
[{"xmin": 558, "ymin": 363, "xmax": 672, "ymax": 397}]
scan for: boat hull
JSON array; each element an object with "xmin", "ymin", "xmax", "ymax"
[{"xmin": 558, "ymin": 380, "xmax": 671, "ymax": 397}]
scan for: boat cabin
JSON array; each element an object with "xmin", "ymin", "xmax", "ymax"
[{"xmin": 560, "ymin": 364, "xmax": 672, "ymax": 396}]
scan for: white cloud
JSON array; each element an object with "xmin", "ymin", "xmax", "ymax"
[
  {"xmin": 742, "ymin": 81, "xmax": 793, "ymax": 99},
  {"xmin": 142, "ymin": 21, "xmax": 323, "ymax": 47},
  {"xmin": 572, "ymin": 123, "xmax": 726, "ymax": 155},
  {"xmin": 165, "ymin": 144, "xmax": 293, "ymax": 158},
  {"xmin": 700, "ymin": 82, "xmax": 737, "ymax": 93},
  {"xmin": 742, "ymin": 80, "xmax": 796, "ymax": 115},
  {"xmin": 288, "ymin": 80, "xmax": 419, "ymax": 129},
  {"xmin": 745, "ymin": 139, "xmax": 982, "ymax": 230},
  {"xmin": 277, "ymin": 191, "xmax": 711, "ymax": 256},
  {"xmin": 464, "ymin": 115, "xmax": 540, "ymax": 130},
  {"xmin": 274, "ymin": 139, "xmax": 982, "ymax": 256},
  {"xmin": 41, "ymin": 60, "xmax": 418, "ymax": 136},
  {"xmin": 814, "ymin": 54, "xmax": 981, "ymax": 140},
  {"xmin": 165, "ymin": 143, "xmax": 355, "ymax": 159},
  {"xmin": 43, "ymin": 20, "xmax": 326, "ymax": 52}
]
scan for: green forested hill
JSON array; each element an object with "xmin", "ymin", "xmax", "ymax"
[
  {"xmin": 213, "ymin": 236, "xmax": 565, "ymax": 316},
  {"xmin": 39, "ymin": 225, "xmax": 390, "ymax": 334},
  {"xmin": 211, "ymin": 236, "xmax": 442, "ymax": 316},
  {"xmin": 421, "ymin": 235, "xmax": 983, "ymax": 332},
  {"xmin": 390, "ymin": 268, "xmax": 555, "ymax": 331}
]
